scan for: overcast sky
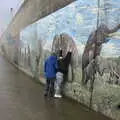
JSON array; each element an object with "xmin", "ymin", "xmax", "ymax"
[{"xmin": 0, "ymin": 0, "xmax": 23, "ymax": 36}]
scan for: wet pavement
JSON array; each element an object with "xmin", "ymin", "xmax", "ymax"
[{"xmin": 0, "ymin": 56, "xmax": 112, "ymax": 120}]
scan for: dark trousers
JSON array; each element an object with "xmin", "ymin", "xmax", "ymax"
[{"xmin": 45, "ymin": 77, "xmax": 55, "ymax": 96}]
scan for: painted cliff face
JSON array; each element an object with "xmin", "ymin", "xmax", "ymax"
[{"xmin": 16, "ymin": 0, "xmax": 120, "ymax": 119}]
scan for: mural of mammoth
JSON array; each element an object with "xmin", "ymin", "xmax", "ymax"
[
  {"xmin": 52, "ymin": 33, "xmax": 78, "ymax": 82},
  {"xmin": 82, "ymin": 23, "xmax": 120, "ymax": 88}
]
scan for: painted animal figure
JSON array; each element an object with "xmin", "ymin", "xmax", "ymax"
[{"xmin": 82, "ymin": 23, "xmax": 120, "ymax": 85}]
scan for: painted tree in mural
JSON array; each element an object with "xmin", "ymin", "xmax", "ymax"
[
  {"xmin": 82, "ymin": 23, "xmax": 120, "ymax": 89},
  {"xmin": 34, "ymin": 40, "xmax": 42, "ymax": 80},
  {"xmin": 27, "ymin": 45, "xmax": 31, "ymax": 66},
  {"xmin": 52, "ymin": 33, "xmax": 78, "ymax": 82}
]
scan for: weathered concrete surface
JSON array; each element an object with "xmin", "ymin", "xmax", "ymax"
[
  {"xmin": 0, "ymin": 55, "xmax": 112, "ymax": 120},
  {"xmin": 1, "ymin": 0, "xmax": 75, "ymax": 39}
]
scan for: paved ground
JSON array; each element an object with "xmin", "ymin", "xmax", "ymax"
[{"xmin": 0, "ymin": 56, "xmax": 112, "ymax": 120}]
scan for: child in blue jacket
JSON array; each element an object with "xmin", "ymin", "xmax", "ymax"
[{"xmin": 44, "ymin": 52, "xmax": 57, "ymax": 97}]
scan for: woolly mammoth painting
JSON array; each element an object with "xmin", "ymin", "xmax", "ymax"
[
  {"xmin": 51, "ymin": 33, "xmax": 78, "ymax": 82},
  {"xmin": 82, "ymin": 23, "xmax": 120, "ymax": 90},
  {"xmin": 52, "ymin": 33, "xmax": 78, "ymax": 66}
]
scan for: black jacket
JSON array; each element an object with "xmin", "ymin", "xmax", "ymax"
[{"xmin": 57, "ymin": 50, "xmax": 72, "ymax": 74}]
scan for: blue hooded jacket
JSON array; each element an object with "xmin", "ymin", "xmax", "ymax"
[{"xmin": 44, "ymin": 55, "xmax": 57, "ymax": 78}]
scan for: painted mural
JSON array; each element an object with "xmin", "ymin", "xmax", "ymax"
[{"xmin": 1, "ymin": 0, "xmax": 120, "ymax": 120}]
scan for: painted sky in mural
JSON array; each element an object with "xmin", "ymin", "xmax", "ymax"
[{"xmin": 21, "ymin": 0, "xmax": 120, "ymax": 57}]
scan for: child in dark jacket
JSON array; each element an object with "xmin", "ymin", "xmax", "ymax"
[
  {"xmin": 44, "ymin": 52, "xmax": 57, "ymax": 97},
  {"xmin": 54, "ymin": 49, "xmax": 72, "ymax": 98}
]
